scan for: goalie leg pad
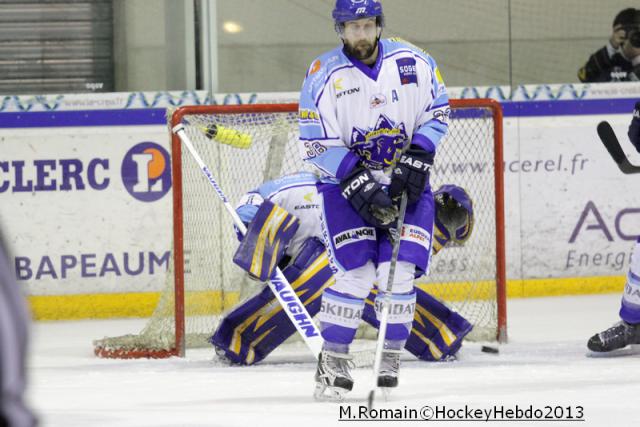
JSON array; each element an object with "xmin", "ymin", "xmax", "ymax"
[
  {"xmin": 233, "ymin": 199, "xmax": 299, "ymax": 281},
  {"xmin": 406, "ymin": 288, "xmax": 473, "ymax": 361},
  {"xmin": 362, "ymin": 287, "xmax": 473, "ymax": 361},
  {"xmin": 210, "ymin": 285, "xmax": 276, "ymax": 364},
  {"xmin": 620, "ymin": 237, "xmax": 640, "ymax": 324},
  {"xmin": 212, "ymin": 237, "xmax": 334, "ymax": 365}
]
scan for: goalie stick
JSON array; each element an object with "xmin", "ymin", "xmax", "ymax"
[
  {"xmin": 172, "ymin": 123, "xmax": 324, "ymax": 360},
  {"xmin": 597, "ymin": 121, "xmax": 640, "ymax": 174},
  {"xmin": 368, "ymin": 192, "xmax": 408, "ymax": 410}
]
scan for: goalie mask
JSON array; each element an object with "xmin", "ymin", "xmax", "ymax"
[{"xmin": 433, "ymin": 184, "xmax": 474, "ymax": 245}]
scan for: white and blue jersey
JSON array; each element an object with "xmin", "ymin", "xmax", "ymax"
[
  {"xmin": 236, "ymin": 172, "xmax": 323, "ymax": 256},
  {"xmin": 298, "ymin": 37, "xmax": 449, "ymax": 183}
]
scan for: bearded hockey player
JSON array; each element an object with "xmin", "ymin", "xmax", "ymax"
[
  {"xmin": 296, "ymin": 0, "xmax": 449, "ymax": 398},
  {"xmin": 211, "ymin": 172, "xmax": 473, "ymax": 375}
]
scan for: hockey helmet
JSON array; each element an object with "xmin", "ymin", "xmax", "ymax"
[{"xmin": 332, "ymin": 0, "xmax": 384, "ymax": 26}]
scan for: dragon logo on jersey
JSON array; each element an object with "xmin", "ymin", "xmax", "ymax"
[{"xmin": 350, "ymin": 114, "xmax": 408, "ymax": 170}]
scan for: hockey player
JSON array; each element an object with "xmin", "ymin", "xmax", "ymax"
[
  {"xmin": 298, "ymin": 0, "xmax": 449, "ymax": 398},
  {"xmin": 211, "ymin": 172, "xmax": 474, "ymax": 367},
  {"xmin": 588, "ymin": 101, "xmax": 640, "ymax": 354}
]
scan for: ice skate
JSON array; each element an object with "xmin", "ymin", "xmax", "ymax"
[
  {"xmin": 313, "ymin": 350, "xmax": 354, "ymax": 401},
  {"xmin": 377, "ymin": 350, "xmax": 401, "ymax": 397},
  {"xmin": 587, "ymin": 321, "xmax": 640, "ymax": 355}
]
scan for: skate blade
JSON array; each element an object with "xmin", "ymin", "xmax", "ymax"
[
  {"xmin": 587, "ymin": 344, "xmax": 640, "ymax": 358},
  {"xmin": 380, "ymin": 387, "xmax": 393, "ymax": 400},
  {"xmin": 313, "ymin": 383, "xmax": 347, "ymax": 402}
]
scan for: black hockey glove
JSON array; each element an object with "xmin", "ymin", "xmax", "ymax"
[
  {"xmin": 389, "ymin": 145, "xmax": 434, "ymax": 204},
  {"xmin": 340, "ymin": 167, "xmax": 397, "ymax": 229}
]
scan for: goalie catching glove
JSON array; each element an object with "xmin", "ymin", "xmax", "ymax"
[
  {"xmin": 389, "ymin": 145, "xmax": 434, "ymax": 204},
  {"xmin": 340, "ymin": 167, "xmax": 397, "ymax": 228},
  {"xmin": 232, "ymin": 199, "xmax": 299, "ymax": 281}
]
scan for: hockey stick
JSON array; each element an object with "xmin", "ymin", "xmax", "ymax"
[
  {"xmin": 597, "ymin": 121, "xmax": 640, "ymax": 174},
  {"xmin": 172, "ymin": 123, "xmax": 323, "ymax": 360},
  {"xmin": 367, "ymin": 192, "xmax": 409, "ymax": 410}
]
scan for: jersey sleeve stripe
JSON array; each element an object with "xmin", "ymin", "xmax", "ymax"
[{"xmin": 306, "ymin": 147, "xmax": 354, "ymax": 178}]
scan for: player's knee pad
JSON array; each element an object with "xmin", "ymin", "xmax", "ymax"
[
  {"xmin": 318, "ymin": 287, "xmax": 366, "ymax": 346},
  {"xmin": 377, "ymin": 261, "xmax": 416, "ymax": 294},
  {"xmin": 233, "ymin": 199, "xmax": 299, "ymax": 281},
  {"xmin": 330, "ymin": 261, "xmax": 377, "ymax": 299}
]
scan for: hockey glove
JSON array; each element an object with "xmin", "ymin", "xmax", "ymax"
[
  {"xmin": 340, "ymin": 167, "xmax": 397, "ymax": 229},
  {"xmin": 389, "ymin": 145, "xmax": 434, "ymax": 204},
  {"xmin": 628, "ymin": 101, "xmax": 640, "ymax": 153}
]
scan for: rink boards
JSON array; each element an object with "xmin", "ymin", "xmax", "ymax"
[{"xmin": 0, "ymin": 85, "xmax": 639, "ymax": 319}]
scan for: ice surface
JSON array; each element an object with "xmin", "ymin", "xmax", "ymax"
[{"xmin": 26, "ymin": 294, "xmax": 640, "ymax": 426}]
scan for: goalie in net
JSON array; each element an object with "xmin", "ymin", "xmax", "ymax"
[{"xmin": 212, "ymin": 171, "xmax": 475, "ymax": 366}]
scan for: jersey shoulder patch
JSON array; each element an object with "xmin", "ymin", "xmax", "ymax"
[{"xmin": 303, "ymin": 47, "xmax": 352, "ymax": 98}]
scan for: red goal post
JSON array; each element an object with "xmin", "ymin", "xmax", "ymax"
[{"xmin": 93, "ymin": 99, "xmax": 506, "ymax": 359}]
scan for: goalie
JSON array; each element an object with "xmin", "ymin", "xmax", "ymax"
[{"xmin": 210, "ymin": 171, "xmax": 475, "ymax": 366}]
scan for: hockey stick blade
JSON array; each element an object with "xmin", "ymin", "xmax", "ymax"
[{"xmin": 597, "ymin": 121, "xmax": 640, "ymax": 174}]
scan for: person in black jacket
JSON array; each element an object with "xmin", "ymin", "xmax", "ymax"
[
  {"xmin": 0, "ymin": 234, "xmax": 37, "ymax": 427},
  {"xmin": 578, "ymin": 8, "xmax": 640, "ymax": 82}
]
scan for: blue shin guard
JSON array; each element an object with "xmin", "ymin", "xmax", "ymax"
[{"xmin": 363, "ymin": 286, "xmax": 472, "ymax": 360}]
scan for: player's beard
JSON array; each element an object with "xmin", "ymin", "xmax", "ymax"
[{"xmin": 344, "ymin": 38, "xmax": 377, "ymax": 62}]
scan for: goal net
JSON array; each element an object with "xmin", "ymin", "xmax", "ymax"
[{"xmin": 94, "ymin": 99, "xmax": 505, "ymax": 359}]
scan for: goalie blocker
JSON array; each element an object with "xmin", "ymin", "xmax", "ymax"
[{"xmin": 212, "ymin": 175, "xmax": 474, "ymax": 365}]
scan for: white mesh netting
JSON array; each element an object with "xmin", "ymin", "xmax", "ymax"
[{"xmin": 93, "ymin": 101, "xmax": 504, "ymax": 358}]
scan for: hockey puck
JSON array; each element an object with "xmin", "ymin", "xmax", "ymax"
[{"xmin": 481, "ymin": 345, "xmax": 499, "ymax": 354}]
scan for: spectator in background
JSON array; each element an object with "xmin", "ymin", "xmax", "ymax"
[
  {"xmin": 0, "ymin": 234, "xmax": 37, "ymax": 427},
  {"xmin": 578, "ymin": 8, "xmax": 640, "ymax": 82}
]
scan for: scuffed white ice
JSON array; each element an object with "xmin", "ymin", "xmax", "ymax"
[{"xmin": 27, "ymin": 294, "xmax": 640, "ymax": 426}]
